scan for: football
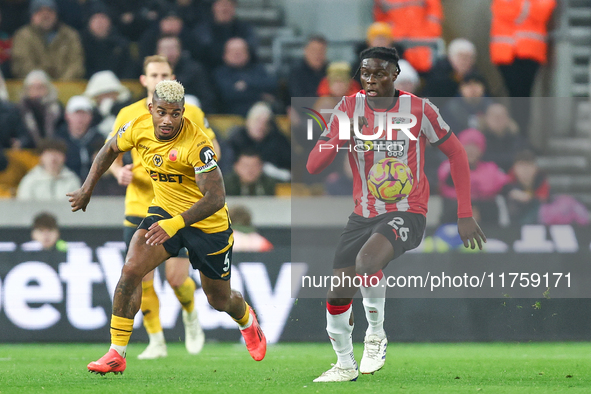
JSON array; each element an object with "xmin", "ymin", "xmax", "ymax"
[{"xmin": 367, "ymin": 158, "xmax": 414, "ymax": 203}]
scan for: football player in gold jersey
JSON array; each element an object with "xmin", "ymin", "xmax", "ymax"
[
  {"xmin": 107, "ymin": 56, "xmax": 217, "ymax": 359},
  {"xmin": 69, "ymin": 80, "xmax": 267, "ymax": 375}
]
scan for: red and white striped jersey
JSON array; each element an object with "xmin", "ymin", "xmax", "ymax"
[{"xmin": 318, "ymin": 90, "xmax": 451, "ymax": 218}]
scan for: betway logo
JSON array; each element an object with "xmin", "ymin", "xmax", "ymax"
[{"xmin": 0, "ymin": 246, "xmax": 307, "ymax": 344}]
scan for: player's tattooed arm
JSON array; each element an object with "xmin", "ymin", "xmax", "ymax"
[
  {"xmin": 184, "ymin": 167, "xmax": 226, "ymax": 225},
  {"xmin": 145, "ymin": 167, "xmax": 226, "ymax": 246},
  {"xmin": 67, "ymin": 137, "xmax": 122, "ymax": 212}
]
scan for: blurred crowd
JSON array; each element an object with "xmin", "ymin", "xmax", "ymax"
[{"xmin": 0, "ymin": 0, "xmax": 574, "ymax": 227}]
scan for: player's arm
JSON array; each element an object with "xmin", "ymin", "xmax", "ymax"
[
  {"xmin": 67, "ymin": 137, "xmax": 122, "ymax": 212},
  {"xmin": 436, "ymin": 132, "xmax": 486, "ymax": 249},
  {"xmin": 307, "ymin": 117, "xmax": 367, "ymax": 174},
  {"xmin": 108, "ymin": 112, "xmax": 135, "ymax": 186},
  {"xmin": 306, "ymin": 98, "xmax": 360, "ymax": 174},
  {"xmin": 145, "ymin": 167, "xmax": 225, "ymax": 246}
]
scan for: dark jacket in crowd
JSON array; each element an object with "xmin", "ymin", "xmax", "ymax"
[
  {"xmin": 57, "ymin": 124, "xmax": 104, "ymax": 180},
  {"xmin": 81, "ymin": 28, "xmax": 133, "ymax": 79},
  {"xmin": 288, "ymin": 59, "xmax": 327, "ymax": 98},
  {"xmin": 226, "ymin": 123, "xmax": 291, "ymax": 170},
  {"xmin": 0, "ymin": 100, "xmax": 26, "ymax": 148},
  {"xmin": 214, "ymin": 63, "xmax": 276, "ymax": 117},
  {"xmin": 173, "ymin": 53, "xmax": 217, "ymax": 114},
  {"xmin": 223, "ymin": 171, "xmax": 277, "ymax": 196},
  {"xmin": 192, "ymin": 18, "xmax": 258, "ymax": 70}
]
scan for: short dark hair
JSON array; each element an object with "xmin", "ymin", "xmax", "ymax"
[
  {"xmin": 307, "ymin": 34, "xmax": 327, "ymax": 46},
  {"xmin": 33, "ymin": 212, "xmax": 58, "ymax": 230},
  {"xmin": 229, "ymin": 205, "xmax": 252, "ymax": 227},
  {"xmin": 514, "ymin": 149, "xmax": 537, "ymax": 164},
  {"xmin": 359, "ymin": 46, "xmax": 401, "ymax": 73},
  {"xmin": 237, "ymin": 149, "xmax": 262, "ymax": 160},
  {"xmin": 461, "ymin": 71, "xmax": 487, "ymax": 86},
  {"xmin": 38, "ymin": 138, "xmax": 68, "ymax": 155}
]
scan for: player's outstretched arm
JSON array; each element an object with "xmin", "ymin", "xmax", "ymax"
[
  {"xmin": 145, "ymin": 167, "xmax": 226, "ymax": 245},
  {"xmin": 67, "ymin": 137, "xmax": 122, "ymax": 212},
  {"xmin": 306, "ymin": 116, "xmax": 368, "ymax": 174},
  {"xmin": 437, "ymin": 132, "xmax": 486, "ymax": 250}
]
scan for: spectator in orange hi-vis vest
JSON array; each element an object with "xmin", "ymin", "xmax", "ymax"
[
  {"xmin": 373, "ymin": 0, "xmax": 443, "ymax": 74},
  {"xmin": 490, "ymin": 0, "xmax": 556, "ymax": 98}
]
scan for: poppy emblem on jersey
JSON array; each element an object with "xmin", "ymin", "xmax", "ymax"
[
  {"xmin": 153, "ymin": 154, "xmax": 163, "ymax": 167},
  {"xmin": 169, "ymin": 149, "xmax": 178, "ymax": 162}
]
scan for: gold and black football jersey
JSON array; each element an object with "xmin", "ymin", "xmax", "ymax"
[
  {"xmin": 115, "ymin": 113, "xmax": 228, "ymax": 233},
  {"xmin": 108, "ymin": 98, "xmax": 216, "ymax": 225}
]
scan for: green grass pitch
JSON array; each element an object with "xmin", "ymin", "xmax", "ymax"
[{"xmin": 1, "ymin": 342, "xmax": 590, "ymax": 393}]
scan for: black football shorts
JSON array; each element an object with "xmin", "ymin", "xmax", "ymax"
[
  {"xmin": 124, "ymin": 215, "xmax": 189, "ymax": 258},
  {"xmin": 138, "ymin": 207, "xmax": 233, "ymax": 281},
  {"xmin": 332, "ymin": 211, "xmax": 426, "ymax": 269}
]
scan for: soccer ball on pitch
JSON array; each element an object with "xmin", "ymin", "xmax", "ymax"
[{"xmin": 367, "ymin": 158, "xmax": 414, "ymax": 203}]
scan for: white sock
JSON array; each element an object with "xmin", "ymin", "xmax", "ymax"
[
  {"xmin": 326, "ymin": 304, "xmax": 356, "ymax": 369},
  {"xmin": 239, "ymin": 313, "xmax": 254, "ymax": 330},
  {"xmin": 148, "ymin": 331, "xmax": 166, "ymax": 345},
  {"xmin": 110, "ymin": 344, "xmax": 127, "ymax": 358},
  {"xmin": 360, "ymin": 276, "xmax": 386, "ymax": 338}
]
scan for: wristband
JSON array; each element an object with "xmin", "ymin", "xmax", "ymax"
[{"xmin": 158, "ymin": 215, "xmax": 185, "ymax": 237}]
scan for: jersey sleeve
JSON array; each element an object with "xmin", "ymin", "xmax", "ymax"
[
  {"xmin": 115, "ymin": 119, "xmax": 136, "ymax": 153},
  {"xmin": 317, "ymin": 96, "xmax": 350, "ymax": 142},
  {"xmin": 420, "ymin": 99, "xmax": 451, "ymax": 145},
  {"xmin": 188, "ymin": 140, "xmax": 218, "ymax": 174},
  {"xmin": 108, "ymin": 107, "xmax": 132, "ymax": 142}
]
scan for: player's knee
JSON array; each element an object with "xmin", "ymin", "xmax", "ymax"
[
  {"xmin": 355, "ymin": 254, "xmax": 381, "ymax": 276},
  {"xmin": 167, "ymin": 275, "xmax": 184, "ymax": 289},
  {"xmin": 120, "ymin": 262, "xmax": 144, "ymax": 284}
]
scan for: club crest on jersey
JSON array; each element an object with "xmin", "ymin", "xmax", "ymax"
[
  {"xmin": 117, "ymin": 121, "xmax": 131, "ymax": 138},
  {"xmin": 153, "ymin": 154, "xmax": 163, "ymax": 167},
  {"xmin": 169, "ymin": 149, "xmax": 178, "ymax": 162},
  {"xmin": 353, "ymin": 138, "xmax": 406, "ymax": 158}
]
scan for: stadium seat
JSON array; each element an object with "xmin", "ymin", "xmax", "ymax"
[
  {"xmin": 5, "ymin": 79, "xmax": 144, "ymax": 105},
  {"xmin": 207, "ymin": 114, "xmax": 245, "ymax": 139}
]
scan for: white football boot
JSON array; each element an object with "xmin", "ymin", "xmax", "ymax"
[
  {"xmin": 137, "ymin": 334, "xmax": 168, "ymax": 360},
  {"xmin": 359, "ymin": 334, "xmax": 387, "ymax": 374},
  {"xmin": 183, "ymin": 309, "xmax": 205, "ymax": 355},
  {"xmin": 313, "ymin": 362, "xmax": 359, "ymax": 382}
]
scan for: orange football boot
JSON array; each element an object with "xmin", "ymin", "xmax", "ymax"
[
  {"xmin": 240, "ymin": 306, "xmax": 267, "ymax": 361},
  {"xmin": 87, "ymin": 349, "xmax": 126, "ymax": 375}
]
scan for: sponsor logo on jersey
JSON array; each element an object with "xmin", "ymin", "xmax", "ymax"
[
  {"xmin": 148, "ymin": 169, "xmax": 183, "ymax": 183},
  {"xmin": 153, "ymin": 154, "xmax": 163, "ymax": 167},
  {"xmin": 353, "ymin": 138, "xmax": 406, "ymax": 157},
  {"xmin": 169, "ymin": 149, "xmax": 178, "ymax": 162}
]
